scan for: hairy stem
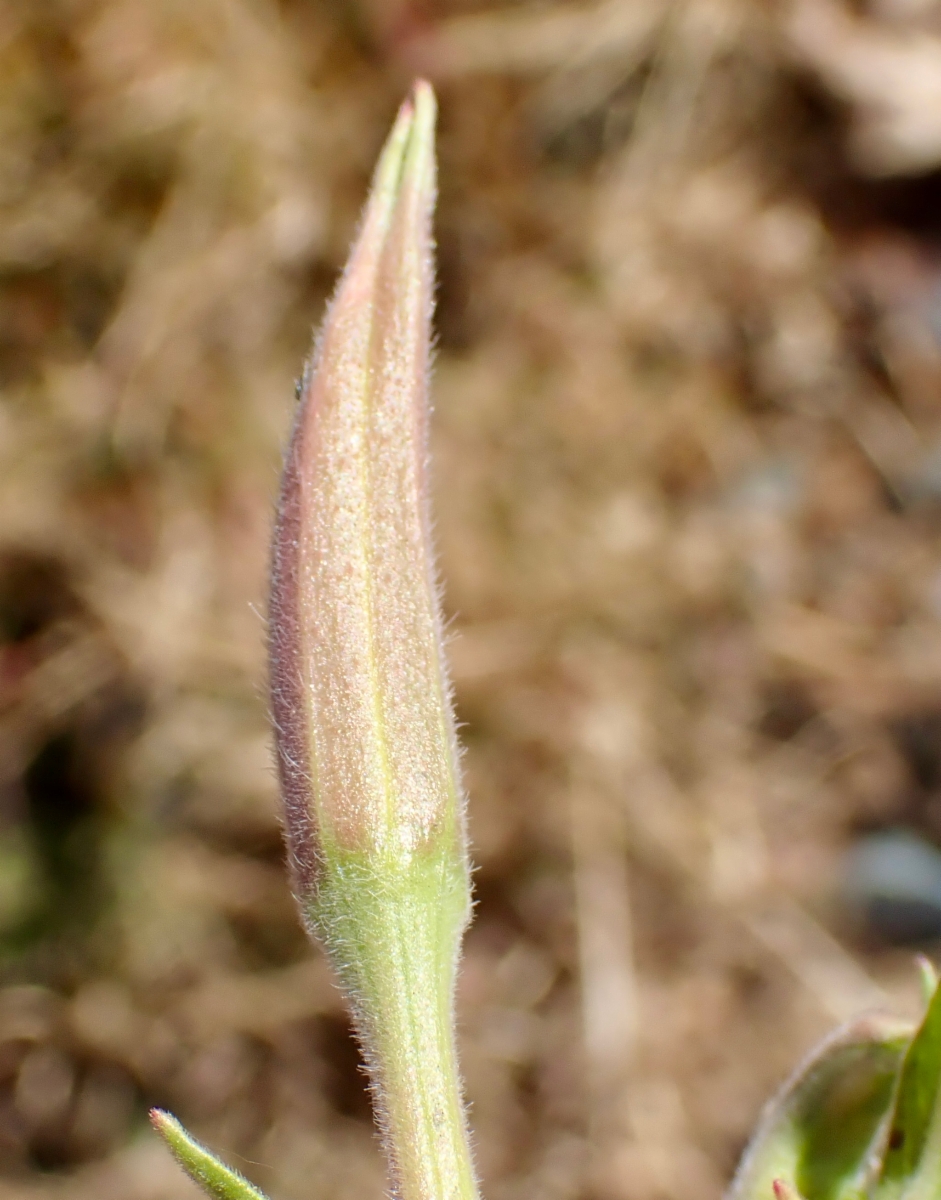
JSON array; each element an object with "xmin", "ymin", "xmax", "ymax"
[{"xmin": 312, "ymin": 848, "xmax": 477, "ymax": 1200}]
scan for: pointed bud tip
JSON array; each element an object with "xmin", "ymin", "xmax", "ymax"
[{"xmin": 409, "ymin": 78, "xmax": 434, "ymax": 112}]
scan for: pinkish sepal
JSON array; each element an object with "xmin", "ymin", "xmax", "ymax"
[{"xmin": 269, "ymin": 79, "xmax": 462, "ymax": 905}]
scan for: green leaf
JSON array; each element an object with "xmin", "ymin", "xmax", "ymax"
[
  {"xmin": 730, "ymin": 1016, "xmax": 912, "ymax": 1200},
  {"xmin": 877, "ymin": 977, "xmax": 941, "ymax": 1200},
  {"xmin": 150, "ymin": 1110, "xmax": 271, "ymax": 1200}
]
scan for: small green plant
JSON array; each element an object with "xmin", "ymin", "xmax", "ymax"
[
  {"xmin": 730, "ymin": 960, "xmax": 941, "ymax": 1200},
  {"xmin": 152, "ymin": 79, "xmax": 941, "ymax": 1200}
]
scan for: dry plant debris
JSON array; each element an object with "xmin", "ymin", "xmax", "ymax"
[{"xmin": 4, "ymin": 2, "xmax": 941, "ymax": 1199}]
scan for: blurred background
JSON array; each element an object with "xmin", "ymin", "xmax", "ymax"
[{"xmin": 5, "ymin": 0, "xmax": 941, "ymax": 1197}]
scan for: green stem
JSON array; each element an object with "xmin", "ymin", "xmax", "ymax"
[{"xmin": 309, "ymin": 846, "xmax": 478, "ymax": 1200}]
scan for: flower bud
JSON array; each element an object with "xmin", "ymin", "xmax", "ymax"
[
  {"xmin": 270, "ymin": 79, "xmax": 464, "ymax": 900},
  {"xmin": 268, "ymin": 82, "xmax": 478, "ymax": 1200}
]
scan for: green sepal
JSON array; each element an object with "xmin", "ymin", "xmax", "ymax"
[
  {"xmin": 730, "ymin": 1016, "xmax": 912, "ymax": 1200},
  {"xmin": 150, "ymin": 1110, "xmax": 270, "ymax": 1200},
  {"xmin": 877, "ymin": 976, "xmax": 941, "ymax": 1200}
]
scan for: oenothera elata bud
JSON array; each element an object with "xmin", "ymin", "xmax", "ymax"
[
  {"xmin": 269, "ymin": 82, "xmax": 478, "ymax": 1200},
  {"xmin": 270, "ymin": 78, "xmax": 460, "ymax": 902}
]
